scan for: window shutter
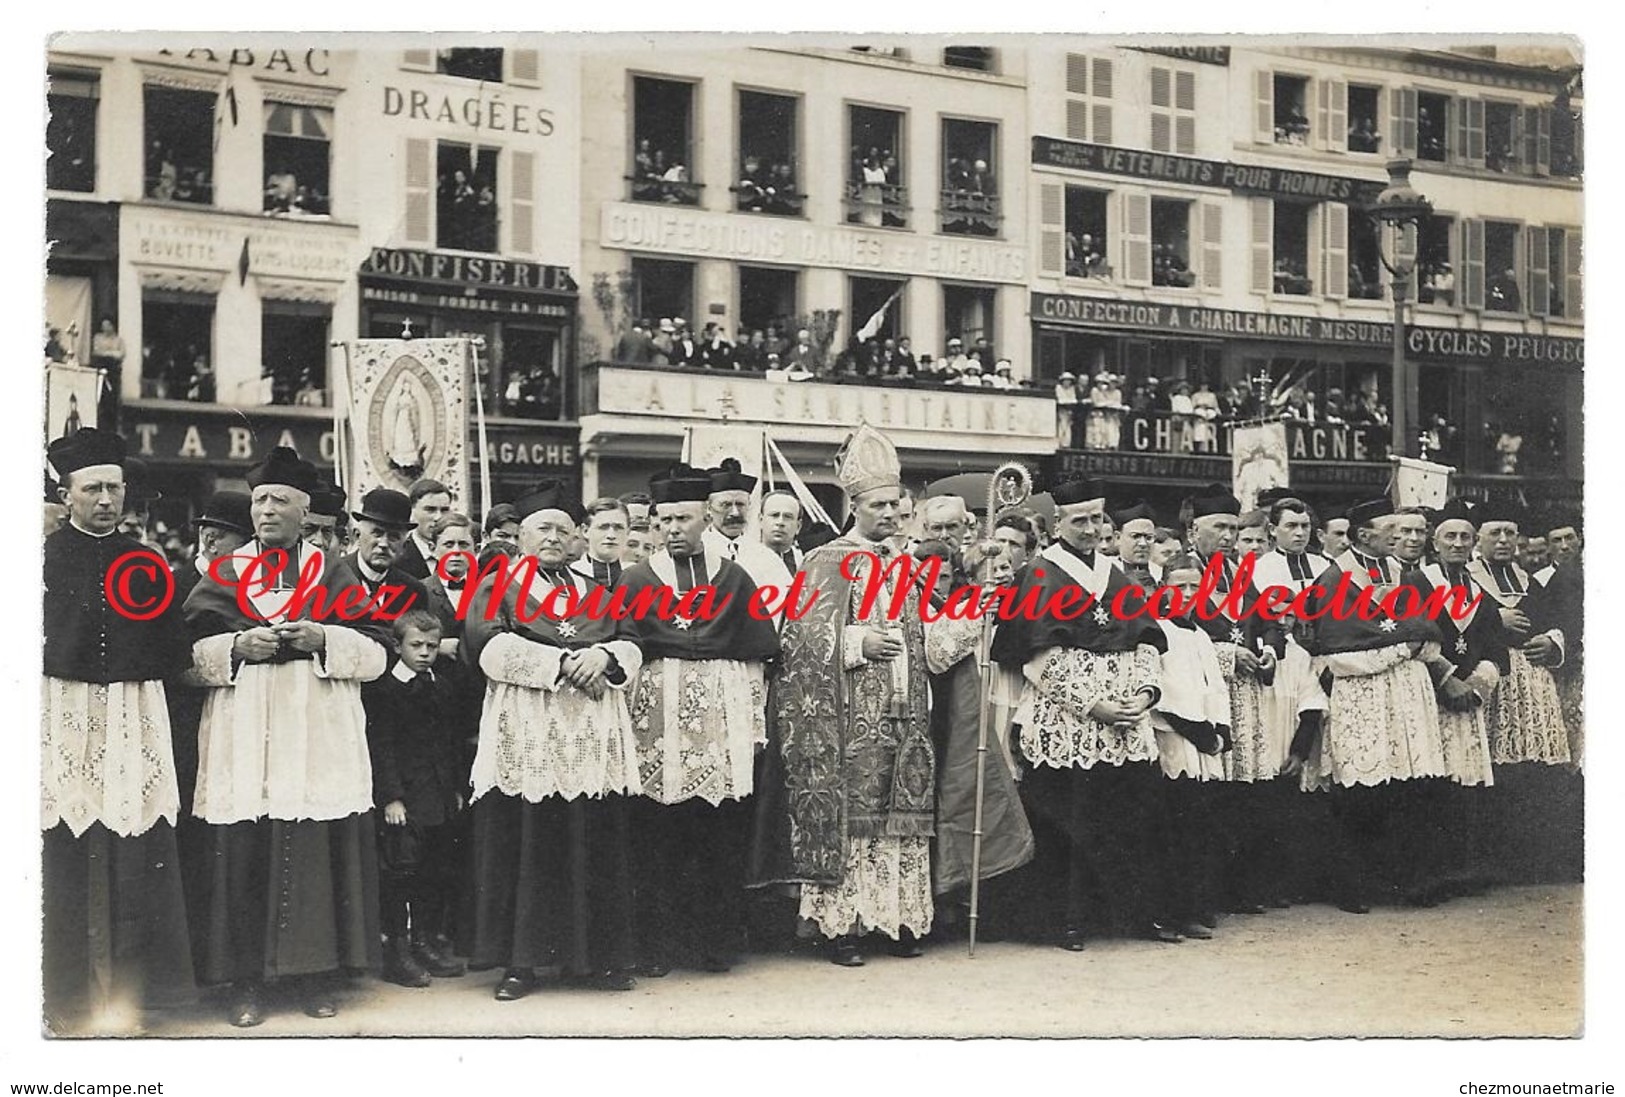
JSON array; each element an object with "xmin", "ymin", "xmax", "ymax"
[
  {"xmin": 1151, "ymin": 113, "xmax": 1172, "ymax": 153},
  {"xmin": 404, "ymin": 137, "xmax": 431, "ymax": 245},
  {"xmin": 1175, "ymin": 70, "xmax": 1196, "ymax": 112},
  {"xmin": 1091, "ymin": 57, "xmax": 1113, "ymax": 99},
  {"xmin": 1462, "ymin": 219, "xmax": 1485, "ymax": 310},
  {"xmin": 1250, "ymin": 197, "xmax": 1272, "ymax": 294},
  {"xmin": 1400, "ymin": 89, "xmax": 1418, "ymax": 157},
  {"xmin": 510, "ymin": 49, "xmax": 541, "ymax": 86},
  {"xmin": 1175, "ymin": 71, "xmax": 1196, "ymax": 154},
  {"xmin": 1564, "ymin": 228, "xmax": 1582, "ymax": 320},
  {"xmin": 1526, "ymin": 104, "xmax": 1551, "ymax": 175},
  {"xmin": 1176, "ymin": 116, "xmax": 1196, "ymax": 155},
  {"xmin": 510, "ymin": 149, "xmax": 535, "ymax": 255},
  {"xmin": 1323, "ymin": 203, "xmax": 1348, "ymax": 299},
  {"xmin": 1465, "ymin": 99, "xmax": 1485, "ymax": 166},
  {"xmin": 1091, "ymin": 57, "xmax": 1114, "ymax": 144},
  {"xmin": 1066, "ymin": 99, "xmax": 1089, "ymax": 140},
  {"xmin": 1317, "ymin": 79, "xmax": 1330, "ymax": 150},
  {"xmin": 1151, "ymin": 66, "xmax": 1171, "ymax": 108},
  {"xmin": 1328, "ymin": 79, "xmax": 1347, "ymax": 151},
  {"xmin": 1452, "ymin": 97, "xmax": 1468, "ymax": 165},
  {"xmin": 1039, "ymin": 183, "xmax": 1064, "ymax": 276},
  {"xmin": 1526, "ymin": 226, "xmax": 1550, "ymax": 317},
  {"xmin": 1307, "ymin": 207, "xmax": 1323, "ymax": 298},
  {"xmin": 1123, "ymin": 192, "xmax": 1151, "ymax": 286},
  {"xmin": 1200, "ymin": 200, "xmax": 1223, "ymax": 289},
  {"xmin": 1093, "ymin": 103, "xmax": 1113, "ymax": 145},
  {"xmin": 1255, "ymin": 69, "xmax": 1274, "ymax": 144},
  {"xmin": 402, "ymin": 49, "xmax": 433, "ymax": 71},
  {"xmin": 1389, "ymin": 89, "xmax": 1404, "ymax": 155},
  {"xmin": 1150, "ymin": 67, "xmax": 1171, "ymax": 152},
  {"xmin": 1066, "ymin": 53, "xmax": 1089, "ymax": 95}
]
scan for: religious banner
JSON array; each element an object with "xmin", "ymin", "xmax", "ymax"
[
  {"xmin": 45, "ymin": 363, "xmax": 102, "ymax": 443},
  {"xmin": 685, "ymin": 424, "xmax": 765, "ymax": 481},
  {"xmin": 1231, "ymin": 421, "xmax": 1290, "ymax": 512},
  {"xmin": 1393, "ymin": 455, "xmax": 1454, "ymax": 508},
  {"xmin": 343, "ymin": 338, "xmax": 470, "ymax": 503}
]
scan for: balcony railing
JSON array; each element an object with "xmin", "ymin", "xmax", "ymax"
[
  {"xmin": 145, "ymin": 174, "xmax": 213, "ymax": 205},
  {"xmin": 732, "ymin": 183, "xmax": 805, "ymax": 217},
  {"xmin": 626, "ymin": 175, "xmax": 703, "ymax": 207},
  {"xmin": 939, "ymin": 188, "xmax": 1001, "ymax": 236},
  {"xmin": 843, "ymin": 180, "xmax": 909, "ymax": 229}
]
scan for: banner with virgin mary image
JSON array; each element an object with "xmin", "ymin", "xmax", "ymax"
[{"xmin": 345, "ymin": 338, "xmax": 470, "ymax": 504}]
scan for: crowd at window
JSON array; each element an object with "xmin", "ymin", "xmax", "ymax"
[
  {"xmin": 1347, "ymin": 116, "xmax": 1382, "ymax": 153},
  {"xmin": 848, "ymin": 145, "xmax": 906, "ymax": 228},
  {"xmin": 1273, "ymin": 75, "xmax": 1311, "ymax": 145},
  {"xmin": 436, "ymin": 145, "xmax": 499, "ymax": 253},
  {"xmin": 631, "ymin": 138, "xmax": 697, "ymax": 205},
  {"xmin": 735, "ymin": 155, "xmax": 801, "ymax": 215}
]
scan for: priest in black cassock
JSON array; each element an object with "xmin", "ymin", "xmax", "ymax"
[
  {"xmin": 43, "ymin": 428, "xmax": 194, "ymax": 1032},
  {"xmin": 183, "ymin": 446, "xmax": 389, "ymax": 1027},
  {"xmin": 988, "ymin": 476, "xmax": 1174, "ymax": 949},
  {"xmin": 620, "ymin": 466, "xmax": 781, "ymax": 973},
  {"xmin": 462, "ymin": 481, "xmax": 644, "ymax": 999}
]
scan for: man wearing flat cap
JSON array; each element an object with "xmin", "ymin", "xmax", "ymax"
[
  {"xmin": 42, "ymin": 428, "xmax": 194, "ymax": 1031},
  {"xmin": 989, "ymin": 476, "xmax": 1176, "ymax": 949},
  {"xmin": 183, "ymin": 446, "xmax": 391, "ymax": 1027},
  {"xmin": 462, "ymin": 479, "xmax": 645, "ymax": 1000},
  {"xmin": 619, "ymin": 466, "xmax": 781, "ymax": 974}
]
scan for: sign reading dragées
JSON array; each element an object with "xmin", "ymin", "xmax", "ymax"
[
  {"xmin": 600, "ymin": 203, "xmax": 1028, "ymax": 283},
  {"xmin": 1032, "ymin": 136, "xmax": 1386, "ymax": 204},
  {"xmin": 1033, "ymin": 292, "xmax": 1585, "ymax": 367},
  {"xmin": 381, "ymin": 85, "xmax": 556, "ymax": 137}
]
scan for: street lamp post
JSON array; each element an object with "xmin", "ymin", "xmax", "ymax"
[{"xmin": 1367, "ymin": 158, "xmax": 1434, "ymax": 460}]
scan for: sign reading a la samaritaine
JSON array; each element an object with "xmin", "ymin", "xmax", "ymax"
[{"xmin": 1032, "ymin": 292, "xmax": 1585, "ymax": 366}]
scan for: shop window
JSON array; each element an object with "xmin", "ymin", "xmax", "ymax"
[
  {"xmin": 141, "ymin": 294, "xmax": 215, "ymax": 401},
  {"xmin": 1484, "ymin": 100, "xmax": 1519, "ymax": 173},
  {"xmin": 738, "ymin": 266, "xmax": 799, "ymax": 341},
  {"xmin": 631, "ymin": 257, "xmax": 695, "ymax": 330},
  {"xmin": 943, "ymin": 47, "xmax": 995, "ymax": 73},
  {"xmin": 1417, "ymin": 214, "xmax": 1455, "ymax": 305},
  {"xmin": 1417, "ymin": 91, "xmax": 1449, "ymax": 162},
  {"xmin": 1273, "ymin": 74, "xmax": 1310, "ymax": 145},
  {"xmin": 1347, "ymin": 84, "xmax": 1382, "ymax": 152},
  {"xmin": 1348, "ymin": 217, "xmax": 1384, "ymax": 300},
  {"xmin": 1150, "ymin": 198, "xmax": 1196, "ymax": 288},
  {"xmin": 1272, "ymin": 201, "xmax": 1312, "ymax": 295},
  {"xmin": 941, "ymin": 117, "xmax": 999, "ymax": 236},
  {"xmin": 1065, "ymin": 187, "xmax": 1109, "ymax": 278},
  {"xmin": 144, "ymin": 85, "xmax": 215, "ymax": 204},
  {"xmin": 263, "ymin": 102, "xmax": 332, "ymax": 216},
  {"xmin": 1484, "ymin": 220, "xmax": 1521, "ymax": 312},
  {"xmin": 500, "ymin": 327, "xmax": 562, "ymax": 420},
  {"xmin": 850, "ymin": 275, "xmax": 907, "ymax": 346},
  {"xmin": 47, "ymin": 69, "xmax": 97, "ymax": 193},
  {"xmin": 630, "ymin": 76, "xmax": 699, "ymax": 206},
  {"xmin": 846, "ymin": 104, "xmax": 907, "ymax": 229},
  {"xmin": 437, "ymin": 142, "xmax": 499, "ymax": 253},
  {"xmin": 1482, "ymin": 368, "xmax": 1566, "ymax": 476},
  {"xmin": 437, "ymin": 48, "xmax": 503, "ymax": 82},
  {"xmin": 261, "ymin": 304, "xmax": 330, "ymax": 406},
  {"xmin": 736, "ymin": 90, "xmax": 802, "ymax": 216},
  {"xmin": 942, "ymin": 284, "xmax": 996, "ymax": 362}
]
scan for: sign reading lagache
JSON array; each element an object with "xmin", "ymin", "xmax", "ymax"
[
  {"xmin": 1032, "ymin": 136, "xmax": 1385, "ymax": 204},
  {"xmin": 1032, "ymin": 292, "xmax": 1585, "ymax": 366}
]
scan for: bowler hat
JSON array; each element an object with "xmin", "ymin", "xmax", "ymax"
[
  {"xmin": 193, "ymin": 490, "xmax": 253, "ymax": 535},
  {"xmin": 350, "ymin": 487, "xmax": 415, "ymax": 530}
]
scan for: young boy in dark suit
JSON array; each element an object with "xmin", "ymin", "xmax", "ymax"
[{"xmin": 363, "ymin": 609, "xmax": 472, "ymax": 987}]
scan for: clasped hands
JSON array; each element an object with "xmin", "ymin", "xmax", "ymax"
[
  {"xmin": 233, "ymin": 621, "xmax": 325, "ymax": 662},
  {"xmin": 1088, "ymin": 689, "xmax": 1155, "ymax": 732},
  {"xmin": 559, "ymin": 647, "xmax": 613, "ymax": 699}
]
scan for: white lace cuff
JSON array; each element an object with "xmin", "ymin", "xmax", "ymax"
[
  {"xmin": 1546, "ymin": 629, "xmax": 1566, "ymax": 667},
  {"xmin": 924, "ymin": 614, "xmax": 982, "ymax": 675},
  {"xmin": 1466, "ymin": 660, "xmax": 1501, "ymax": 702},
  {"xmin": 191, "ymin": 633, "xmax": 242, "ymax": 687},
  {"xmin": 310, "ymin": 625, "xmax": 387, "ymax": 682},
  {"xmin": 480, "ymin": 632, "xmax": 564, "ymax": 690},
  {"xmin": 599, "ymin": 639, "xmax": 644, "ymax": 689}
]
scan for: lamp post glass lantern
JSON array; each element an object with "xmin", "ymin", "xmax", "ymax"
[{"xmin": 1367, "ymin": 158, "xmax": 1434, "ymax": 460}]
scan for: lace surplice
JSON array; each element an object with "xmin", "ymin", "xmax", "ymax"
[{"xmin": 41, "ymin": 678, "xmax": 179, "ymax": 838}]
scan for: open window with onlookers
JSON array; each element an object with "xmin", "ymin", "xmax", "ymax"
[
  {"xmin": 1150, "ymin": 198, "xmax": 1196, "ymax": 287},
  {"xmin": 500, "ymin": 327, "xmax": 562, "ymax": 420},
  {"xmin": 846, "ymin": 104, "xmax": 907, "ymax": 229},
  {"xmin": 738, "ymin": 266, "xmax": 799, "ymax": 347},
  {"xmin": 1484, "ymin": 100, "xmax": 1519, "ymax": 172},
  {"xmin": 1064, "ymin": 187, "xmax": 1110, "ymax": 278},
  {"xmin": 940, "ymin": 117, "xmax": 999, "ymax": 236},
  {"xmin": 144, "ymin": 85, "xmax": 215, "ymax": 204},
  {"xmin": 47, "ymin": 69, "xmax": 97, "ymax": 193},
  {"xmin": 437, "ymin": 48, "xmax": 503, "ymax": 82},
  {"xmin": 1272, "ymin": 73, "xmax": 1311, "ymax": 145},
  {"xmin": 736, "ymin": 90, "xmax": 802, "ymax": 216},
  {"xmin": 1482, "ymin": 220, "xmax": 1521, "ymax": 312},
  {"xmin": 1416, "ymin": 90, "xmax": 1449, "ymax": 161},
  {"xmin": 142, "ymin": 292, "xmax": 215, "ymax": 400},
  {"xmin": 1417, "ymin": 214, "xmax": 1455, "ymax": 305},
  {"xmin": 262, "ymin": 302, "xmax": 330, "ymax": 406},
  {"xmin": 942, "ymin": 283, "xmax": 996, "ymax": 358},
  {"xmin": 1271, "ymin": 201, "xmax": 1312, "ymax": 295},
  {"xmin": 630, "ymin": 76, "xmax": 699, "ymax": 206},
  {"xmin": 263, "ymin": 102, "xmax": 332, "ymax": 216},
  {"xmin": 630, "ymin": 257, "xmax": 694, "ymax": 331},
  {"xmin": 436, "ymin": 142, "xmax": 499, "ymax": 252},
  {"xmin": 1347, "ymin": 83, "xmax": 1382, "ymax": 153},
  {"xmin": 943, "ymin": 47, "xmax": 996, "ymax": 73},
  {"xmin": 1347, "ymin": 215, "xmax": 1384, "ymax": 300}
]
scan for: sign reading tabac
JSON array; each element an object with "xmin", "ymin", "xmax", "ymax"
[{"xmin": 344, "ymin": 339, "xmax": 470, "ymax": 503}]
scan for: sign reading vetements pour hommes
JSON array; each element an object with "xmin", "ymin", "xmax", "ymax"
[{"xmin": 1032, "ymin": 137, "xmax": 1385, "ymax": 204}]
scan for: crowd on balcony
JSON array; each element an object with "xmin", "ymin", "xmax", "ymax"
[
  {"xmin": 941, "ymin": 156, "xmax": 999, "ymax": 235},
  {"xmin": 146, "ymin": 142, "xmax": 211, "ymax": 204},
  {"xmin": 438, "ymin": 167, "xmax": 498, "ymax": 252},
  {"xmin": 1152, "ymin": 243, "xmax": 1197, "ymax": 288},
  {"xmin": 263, "ymin": 170, "xmax": 331, "ymax": 217},
  {"xmin": 1065, "ymin": 232, "xmax": 1109, "ymax": 278},
  {"xmin": 142, "ymin": 343, "xmax": 216, "ymax": 403},
  {"xmin": 735, "ymin": 155, "xmax": 801, "ymax": 215},
  {"xmin": 1273, "ymin": 257, "xmax": 1313, "ymax": 295},
  {"xmin": 848, "ymin": 146, "xmax": 906, "ymax": 228},
  {"xmin": 1347, "ymin": 117, "xmax": 1382, "ymax": 153},
  {"xmin": 1273, "ymin": 105, "xmax": 1311, "ymax": 146},
  {"xmin": 631, "ymin": 139, "xmax": 697, "ymax": 205}
]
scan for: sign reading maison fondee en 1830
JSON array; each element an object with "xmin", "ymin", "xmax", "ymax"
[{"xmin": 1032, "ymin": 293, "xmax": 1586, "ymax": 367}]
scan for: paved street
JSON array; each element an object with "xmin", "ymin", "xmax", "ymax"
[{"xmin": 135, "ymin": 883, "xmax": 1581, "ymax": 1039}]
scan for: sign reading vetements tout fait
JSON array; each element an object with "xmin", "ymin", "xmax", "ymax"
[{"xmin": 600, "ymin": 203, "xmax": 1028, "ymax": 283}]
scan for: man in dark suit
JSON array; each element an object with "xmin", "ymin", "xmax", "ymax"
[
  {"xmin": 421, "ymin": 511, "xmax": 478, "ymax": 656},
  {"xmin": 174, "ymin": 490, "xmax": 253, "ymax": 608},
  {"xmin": 396, "ymin": 478, "xmax": 454, "ymax": 580},
  {"xmin": 328, "ymin": 488, "xmax": 430, "ymax": 654},
  {"xmin": 670, "ymin": 318, "xmax": 700, "ymax": 367}
]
